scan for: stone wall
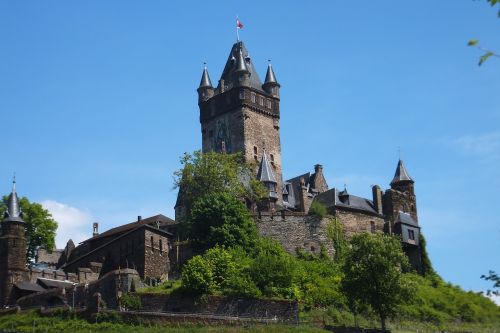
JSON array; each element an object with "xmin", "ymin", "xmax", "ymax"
[
  {"xmin": 136, "ymin": 293, "xmax": 298, "ymax": 322},
  {"xmin": 144, "ymin": 229, "xmax": 170, "ymax": 280},
  {"xmin": 255, "ymin": 212, "xmax": 333, "ymax": 256},
  {"xmin": 16, "ymin": 268, "xmax": 141, "ymax": 311},
  {"xmin": 335, "ymin": 209, "xmax": 385, "ymax": 238}
]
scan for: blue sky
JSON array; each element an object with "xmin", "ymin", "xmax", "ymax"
[{"xmin": 1, "ymin": 1, "xmax": 499, "ymax": 295}]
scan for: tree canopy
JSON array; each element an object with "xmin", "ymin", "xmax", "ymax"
[
  {"xmin": 341, "ymin": 233, "xmax": 414, "ymax": 330},
  {"xmin": 187, "ymin": 192, "xmax": 258, "ymax": 252},
  {"xmin": 0, "ymin": 196, "xmax": 58, "ymax": 263}
]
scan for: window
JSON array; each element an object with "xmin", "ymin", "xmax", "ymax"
[
  {"xmin": 151, "ymin": 236, "xmax": 154, "ymax": 252},
  {"xmin": 251, "ymin": 93, "xmax": 256, "ymax": 103},
  {"xmin": 259, "ymin": 97, "xmax": 264, "ymax": 105},
  {"xmin": 239, "ymin": 90, "xmax": 245, "ymax": 99},
  {"xmin": 266, "ymin": 99, "xmax": 272, "ymax": 108},
  {"xmin": 254, "ymin": 146, "xmax": 258, "ymax": 155},
  {"xmin": 370, "ymin": 221, "xmax": 376, "ymax": 234},
  {"xmin": 408, "ymin": 229, "xmax": 415, "ymax": 240},
  {"xmin": 270, "ymin": 154, "xmax": 274, "ymax": 162},
  {"xmin": 159, "ymin": 240, "xmax": 163, "ymax": 254}
]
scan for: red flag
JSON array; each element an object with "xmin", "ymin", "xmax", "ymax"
[{"xmin": 236, "ymin": 19, "xmax": 244, "ymax": 29}]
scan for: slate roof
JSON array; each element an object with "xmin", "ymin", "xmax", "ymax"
[
  {"xmin": 83, "ymin": 214, "xmax": 175, "ymax": 243},
  {"xmin": 37, "ymin": 278, "xmax": 75, "ymax": 289},
  {"xmin": 217, "ymin": 41, "xmax": 264, "ymax": 92},
  {"xmin": 15, "ymin": 281, "xmax": 45, "ymax": 293},
  {"xmin": 395, "ymin": 211, "xmax": 419, "ymax": 227},
  {"xmin": 264, "ymin": 63, "xmax": 279, "ymax": 85},
  {"xmin": 199, "ymin": 66, "xmax": 213, "ymax": 88},
  {"xmin": 3, "ymin": 180, "xmax": 24, "ymax": 223},
  {"xmin": 257, "ymin": 152, "xmax": 277, "ymax": 183},
  {"xmin": 315, "ymin": 188, "xmax": 379, "ymax": 215},
  {"xmin": 391, "ymin": 159, "xmax": 413, "ymax": 185}
]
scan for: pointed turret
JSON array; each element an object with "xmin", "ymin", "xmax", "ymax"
[
  {"xmin": 3, "ymin": 178, "xmax": 23, "ymax": 223},
  {"xmin": 390, "ymin": 159, "xmax": 414, "ymax": 186},
  {"xmin": 217, "ymin": 41, "xmax": 262, "ymax": 91},
  {"xmin": 263, "ymin": 61, "xmax": 280, "ymax": 97},
  {"xmin": 257, "ymin": 152, "xmax": 278, "ymax": 199},
  {"xmin": 197, "ymin": 64, "xmax": 214, "ymax": 102}
]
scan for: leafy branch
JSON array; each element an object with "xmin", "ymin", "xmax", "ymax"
[{"xmin": 468, "ymin": 0, "xmax": 500, "ymax": 65}]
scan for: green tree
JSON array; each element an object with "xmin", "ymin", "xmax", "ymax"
[
  {"xmin": 468, "ymin": 0, "xmax": 500, "ymax": 65},
  {"xmin": 0, "ymin": 196, "xmax": 58, "ymax": 264},
  {"xmin": 174, "ymin": 151, "xmax": 265, "ymax": 220},
  {"xmin": 341, "ymin": 233, "xmax": 414, "ymax": 330},
  {"xmin": 187, "ymin": 192, "xmax": 258, "ymax": 252},
  {"xmin": 481, "ymin": 270, "xmax": 500, "ymax": 296}
]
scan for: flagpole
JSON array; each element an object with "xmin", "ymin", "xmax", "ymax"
[{"xmin": 236, "ymin": 15, "xmax": 240, "ymax": 41}]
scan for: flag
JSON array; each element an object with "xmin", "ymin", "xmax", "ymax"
[{"xmin": 236, "ymin": 18, "xmax": 244, "ymax": 29}]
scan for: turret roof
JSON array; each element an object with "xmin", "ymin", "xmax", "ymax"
[
  {"xmin": 218, "ymin": 41, "xmax": 264, "ymax": 92},
  {"xmin": 198, "ymin": 65, "xmax": 213, "ymax": 89},
  {"xmin": 3, "ymin": 179, "xmax": 24, "ymax": 223},
  {"xmin": 264, "ymin": 62, "xmax": 279, "ymax": 86},
  {"xmin": 390, "ymin": 159, "xmax": 414, "ymax": 185},
  {"xmin": 257, "ymin": 152, "xmax": 277, "ymax": 183}
]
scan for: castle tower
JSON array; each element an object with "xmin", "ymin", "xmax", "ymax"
[
  {"xmin": 389, "ymin": 159, "xmax": 417, "ymax": 222},
  {"xmin": 0, "ymin": 179, "xmax": 28, "ymax": 306},
  {"xmin": 198, "ymin": 41, "xmax": 283, "ymax": 205},
  {"xmin": 383, "ymin": 159, "xmax": 422, "ymax": 272}
]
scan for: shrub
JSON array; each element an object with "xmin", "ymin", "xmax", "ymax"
[{"xmin": 309, "ymin": 201, "xmax": 327, "ymax": 218}]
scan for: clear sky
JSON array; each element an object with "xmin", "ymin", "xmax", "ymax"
[{"xmin": 1, "ymin": 1, "xmax": 499, "ymax": 295}]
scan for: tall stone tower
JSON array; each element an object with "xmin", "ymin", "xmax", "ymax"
[
  {"xmin": 197, "ymin": 41, "xmax": 283, "ymax": 205},
  {"xmin": 0, "ymin": 179, "xmax": 28, "ymax": 306}
]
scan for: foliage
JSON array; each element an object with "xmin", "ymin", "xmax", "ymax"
[
  {"xmin": 187, "ymin": 192, "xmax": 258, "ymax": 251},
  {"xmin": 174, "ymin": 151, "xmax": 266, "ymax": 220},
  {"xmin": 0, "ymin": 195, "xmax": 58, "ymax": 263},
  {"xmin": 309, "ymin": 200, "xmax": 327, "ymax": 218},
  {"xmin": 398, "ymin": 273, "xmax": 500, "ymax": 324},
  {"xmin": 419, "ymin": 232, "xmax": 436, "ymax": 277},
  {"xmin": 341, "ymin": 233, "xmax": 414, "ymax": 330},
  {"xmin": 481, "ymin": 270, "xmax": 500, "ymax": 296},
  {"xmin": 468, "ymin": 0, "xmax": 500, "ymax": 65},
  {"xmin": 120, "ymin": 293, "xmax": 142, "ymax": 310},
  {"xmin": 326, "ymin": 217, "xmax": 347, "ymax": 262}
]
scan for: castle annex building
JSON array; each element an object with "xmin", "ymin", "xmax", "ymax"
[{"xmin": 0, "ymin": 39, "xmax": 423, "ymax": 308}]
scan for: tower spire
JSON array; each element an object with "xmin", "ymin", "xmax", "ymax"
[
  {"xmin": 390, "ymin": 159, "xmax": 414, "ymax": 186},
  {"xmin": 235, "ymin": 47, "xmax": 249, "ymax": 73},
  {"xmin": 198, "ymin": 63, "xmax": 213, "ymax": 89},
  {"xmin": 4, "ymin": 177, "xmax": 23, "ymax": 222},
  {"xmin": 264, "ymin": 60, "xmax": 278, "ymax": 85}
]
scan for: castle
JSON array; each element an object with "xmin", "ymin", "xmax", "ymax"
[{"xmin": 0, "ymin": 39, "xmax": 422, "ymax": 308}]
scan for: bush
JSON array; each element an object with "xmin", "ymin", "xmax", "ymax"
[
  {"xmin": 309, "ymin": 201, "xmax": 327, "ymax": 218},
  {"xmin": 120, "ymin": 293, "xmax": 142, "ymax": 311}
]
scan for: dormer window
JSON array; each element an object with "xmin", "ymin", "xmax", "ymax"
[{"xmin": 408, "ymin": 229, "xmax": 415, "ymax": 240}]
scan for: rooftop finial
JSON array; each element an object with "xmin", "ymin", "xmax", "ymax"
[{"xmin": 12, "ymin": 172, "xmax": 16, "ymax": 192}]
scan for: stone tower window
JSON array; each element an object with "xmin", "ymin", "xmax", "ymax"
[
  {"xmin": 266, "ymin": 99, "xmax": 272, "ymax": 109},
  {"xmin": 159, "ymin": 239, "xmax": 163, "ymax": 254},
  {"xmin": 370, "ymin": 221, "xmax": 376, "ymax": 234},
  {"xmin": 251, "ymin": 93, "xmax": 256, "ymax": 103},
  {"xmin": 239, "ymin": 90, "xmax": 245, "ymax": 99},
  {"xmin": 151, "ymin": 236, "xmax": 154, "ymax": 252},
  {"xmin": 259, "ymin": 96, "xmax": 264, "ymax": 106},
  {"xmin": 254, "ymin": 146, "xmax": 258, "ymax": 154}
]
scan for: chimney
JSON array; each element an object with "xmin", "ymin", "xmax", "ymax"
[
  {"xmin": 372, "ymin": 185, "xmax": 383, "ymax": 215},
  {"xmin": 92, "ymin": 222, "xmax": 99, "ymax": 237},
  {"xmin": 137, "ymin": 216, "xmax": 142, "ymax": 222}
]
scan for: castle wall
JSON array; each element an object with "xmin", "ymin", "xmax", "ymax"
[
  {"xmin": 144, "ymin": 229, "xmax": 170, "ymax": 280},
  {"xmin": 335, "ymin": 209, "xmax": 385, "ymax": 238},
  {"xmin": 255, "ymin": 212, "xmax": 333, "ymax": 256}
]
